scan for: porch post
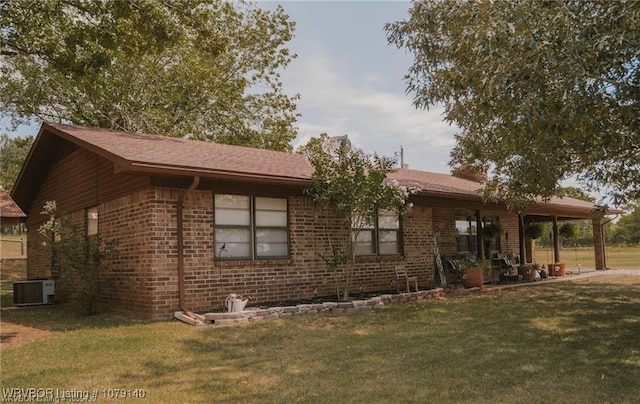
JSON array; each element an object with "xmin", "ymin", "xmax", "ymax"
[
  {"xmin": 518, "ymin": 214, "xmax": 527, "ymax": 264},
  {"xmin": 592, "ymin": 217, "xmax": 606, "ymax": 270},
  {"xmin": 475, "ymin": 210, "xmax": 483, "ymax": 259},
  {"xmin": 552, "ymin": 216, "xmax": 560, "ymax": 263}
]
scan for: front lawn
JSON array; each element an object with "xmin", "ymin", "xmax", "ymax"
[{"xmin": 2, "ymin": 275, "xmax": 640, "ymax": 403}]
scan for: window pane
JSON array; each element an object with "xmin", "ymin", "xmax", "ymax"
[
  {"xmin": 215, "ymin": 195, "xmax": 250, "ymax": 225},
  {"xmin": 257, "ymin": 242, "xmax": 288, "ymax": 257},
  {"xmin": 379, "ymin": 242, "xmax": 399, "ymax": 255},
  {"xmin": 255, "ymin": 197, "xmax": 287, "ymax": 226},
  {"xmin": 353, "ymin": 230, "xmax": 374, "ymax": 255},
  {"xmin": 215, "ymin": 228, "xmax": 251, "ymax": 258},
  {"xmin": 255, "ymin": 197, "xmax": 286, "ymax": 211},
  {"xmin": 255, "ymin": 211, "xmax": 287, "ymax": 227},
  {"xmin": 456, "ymin": 219, "xmax": 470, "ymax": 236},
  {"xmin": 354, "ymin": 242, "xmax": 375, "ymax": 255},
  {"xmin": 352, "ymin": 212, "xmax": 374, "ymax": 229},
  {"xmin": 378, "ymin": 230, "xmax": 399, "ymax": 255},
  {"xmin": 457, "ymin": 235, "xmax": 471, "ymax": 252},
  {"xmin": 256, "ymin": 228, "xmax": 288, "ymax": 257},
  {"xmin": 379, "ymin": 230, "xmax": 398, "ymax": 243},
  {"xmin": 87, "ymin": 206, "xmax": 98, "ymax": 236},
  {"xmin": 352, "ymin": 231, "xmax": 372, "ymax": 243},
  {"xmin": 378, "ymin": 210, "xmax": 399, "ymax": 229},
  {"xmin": 256, "ymin": 229, "xmax": 288, "ymax": 243},
  {"xmin": 215, "ymin": 194, "xmax": 250, "ymax": 209},
  {"xmin": 215, "ymin": 208, "xmax": 250, "ymax": 225}
]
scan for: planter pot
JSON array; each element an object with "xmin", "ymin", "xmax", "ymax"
[
  {"xmin": 548, "ymin": 263, "xmax": 566, "ymax": 276},
  {"xmin": 519, "ymin": 265, "xmax": 537, "ymax": 281},
  {"xmin": 462, "ymin": 267, "xmax": 484, "ymax": 288}
]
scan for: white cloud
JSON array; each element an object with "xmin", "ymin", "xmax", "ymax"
[{"xmin": 285, "ymin": 46, "xmax": 458, "ymax": 172}]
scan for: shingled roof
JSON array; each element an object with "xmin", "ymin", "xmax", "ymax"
[
  {"xmin": 44, "ymin": 123, "xmax": 315, "ymax": 182},
  {"xmin": 0, "ymin": 186, "xmax": 26, "ymax": 219},
  {"xmin": 11, "ymin": 122, "xmax": 619, "ymax": 219}
]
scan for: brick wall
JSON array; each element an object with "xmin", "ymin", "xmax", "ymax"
[
  {"xmin": 99, "ymin": 189, "xmax": 158, "ymax": 318},
  {"xmin": 28, "ymin": 184, "xmax": 523, "ymax": 320}
]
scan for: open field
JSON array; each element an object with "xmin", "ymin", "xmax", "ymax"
[
  {"xmin": 2, "ymin": 273, "xmax": 640, "ymax": 403},
  {"xmin": 534, "ymin": 245, "xmax": 639, "ymax": 270}
]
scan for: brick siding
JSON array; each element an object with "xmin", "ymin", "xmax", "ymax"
[{"xmin": 27, "ymin": 185, "xmax": 523, "ymax": 320}]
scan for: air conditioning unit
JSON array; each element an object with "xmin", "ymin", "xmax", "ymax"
[{"xmin": 13, "ymin": 280, "xmax": 55, "ymax": 306}]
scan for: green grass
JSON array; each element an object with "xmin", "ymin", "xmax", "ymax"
[
  {"xmin": 2, "ymin": 275, "xmax": 640, "ymax": 403},
  {"xmin": 534, "ymin": 245, "xmax": 640, "ymax": 270},
  {"xmin": 0, "ymin": 257, "xmax": 26, "ymax": 307}
]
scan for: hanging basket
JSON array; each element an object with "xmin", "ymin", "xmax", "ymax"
[{"xmin": 525, "ymin": 223, "xmax": 544, "ymax": 239}]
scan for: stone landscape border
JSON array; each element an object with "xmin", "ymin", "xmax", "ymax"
[{"xmin": 174, "ymin": 288, "xmax": 445, "ymax": 326}]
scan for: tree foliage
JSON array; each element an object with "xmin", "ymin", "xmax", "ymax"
[
  {"xmin": 610, "ymin": 207, "xmax": 640, "ymax": 245},
  {"xmin": 1, "ymin": 0, "xmax": 298, "ymax": 151},
  {"xmin": 0, "ymin": 133, "xmax": 33, "ymax": 191},
  {"xmin": 386, "ymin": 0, "xmax": 639, "ymax": 207},
  {"xmin": 38, "ymin": 201, "xmax": 119, "ymax": 315},
  {"xmin": 300, "ymin": 134, "xmax": 413, "ymax": 299}
]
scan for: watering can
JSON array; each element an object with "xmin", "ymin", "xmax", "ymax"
[{"xmin": 225, "ymin": 293, "xmax": 250, "ymax": 313}]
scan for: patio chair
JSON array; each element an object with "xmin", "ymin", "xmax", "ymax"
[{"xmin": 395, "ymin": 264, "xmax": 418, "ymax": 293}]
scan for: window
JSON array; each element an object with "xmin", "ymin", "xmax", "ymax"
[
  {"xmin": 353, "ymin": 209, "xmax": 401, "ymax": 256},
  {"xmin": 455, "ymin": 217, "xmax": 477, "ymax": 253},
  {"xmin": 214, "ymin": 194, "xmax": 288, "ymax": 259},
  {"xmin": 87, "ymin": 206, "xmax": 98, "ymax": 236}
]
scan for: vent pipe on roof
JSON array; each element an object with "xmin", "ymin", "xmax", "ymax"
[{"xmin": 176, "ymin": 176, "xmax": 201, "ymax": 323}]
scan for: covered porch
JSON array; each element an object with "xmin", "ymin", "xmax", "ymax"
[{"xmin": 519, "ymin": 198, "xmax": 624, "ymax": 270}]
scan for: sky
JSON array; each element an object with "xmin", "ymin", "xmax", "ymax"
[
  {"xmin": 3, "ymin": 0, "xmax": 458, "ymax": 175},
  {"xmin": 260, "ymin": 0, "xmax": 458, "ymax": 173}
]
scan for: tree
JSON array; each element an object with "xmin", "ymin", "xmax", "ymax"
[
  {"xmin": 610, "ymin": 207, "xmax": 640, "ymax": 245},
  {"xmin": 300, "ymin": 134, "xmax": 413, "ymax": 300},
  {"xmin": 1, "ymin": 0, "xmax": 298, "ymax": 151},
  {"xmin": 0, "ymin": 133, "xmax": 33, "ymax": 192},
  {"xmin": 386, "ymin": 1, "xmax": 639, "ymax": 207},
  {"xmin": 38, "ymin": 201, "xmax": 119, "ymax": 315}
]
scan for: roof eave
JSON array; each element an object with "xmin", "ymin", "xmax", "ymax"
[{"xmin": 119, "ymin": 162, "xmax": 312, "ymax": 187}]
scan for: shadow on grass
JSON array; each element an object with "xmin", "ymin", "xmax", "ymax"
[
  {"xmin": 2, "ymin": 276, "xmax": 640, "ymax": 402},
  {"xmin": 0, "ymin": 304, "xmax": 152, "ymax": 333},
  {"xmin": 165, "ymin": 279, "xmax": 640, "ymax": 403}
]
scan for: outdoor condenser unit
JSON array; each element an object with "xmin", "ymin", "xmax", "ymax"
[{"xmin": 13, "ymin": 280, "xmax": 55, "ymax": 306}]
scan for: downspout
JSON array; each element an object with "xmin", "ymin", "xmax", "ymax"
[{"xmin": 177, "ymin": 176, "xmax": 200, "ymax": 317}]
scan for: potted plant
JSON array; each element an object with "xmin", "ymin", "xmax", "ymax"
[
  {"xmin": 519, "ymin": 263, "xmax": 540, "ymax": 281},
  {"xmin": 524, "ymin": 223, "xmax": 544, "ymax": 240},
  {"xmin": 459, "ymin": 257, "xmax": 493, "ymax": 288}
]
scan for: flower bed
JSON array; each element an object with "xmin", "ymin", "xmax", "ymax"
[{"xmin": 200, "ymin": 288, "xmax": 444, "ymax": 326}]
